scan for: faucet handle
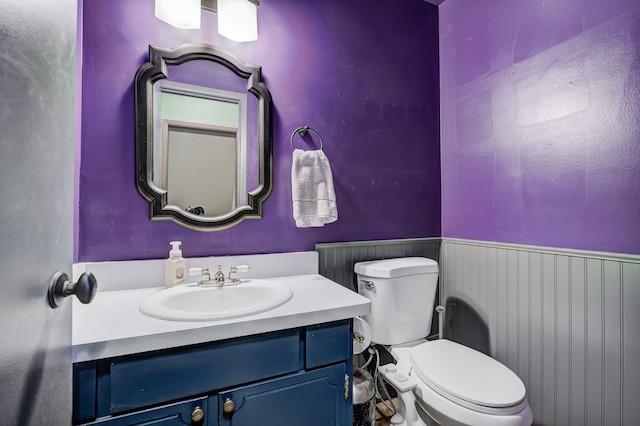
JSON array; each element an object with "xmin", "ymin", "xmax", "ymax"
[
  {"xmin": 189, "ymin": 267, "xmax": 209, "ymax": 276},
  {"xmin": 189, "ymin": 267, "xmax": 211, "ymax": 283},
  {"xmin": 228, "ymin": 264, "xmax": 250, "ymax": 283}
]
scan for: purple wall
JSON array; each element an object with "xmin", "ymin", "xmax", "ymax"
[
  {"xmin": 440, "ymin": 0, "xmax": 640, "ymax": 255},
  {"xmin": 77, "ymin": 0, "xmax": 441, "ymax": 262}
]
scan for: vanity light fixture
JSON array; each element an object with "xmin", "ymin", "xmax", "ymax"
[
  {"xmin": 155, "ymin": 0, "xmax": 201, "ymax": 29},
  {"xmin": 216, "ymin": 0, "xmax": 259, "ymax": 42},
  {"xmin": 155, "ymin": 0, "xmax": 259, "ymax": 42}
]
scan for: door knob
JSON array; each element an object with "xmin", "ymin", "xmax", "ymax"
[{"xmin": 48, "ymin": 271, "xmax": 98, "ymax": 308}]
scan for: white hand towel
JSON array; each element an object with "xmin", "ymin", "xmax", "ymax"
[{"xmin": 291, "ymin": 148, "xmax": 338, "ymax": 228}]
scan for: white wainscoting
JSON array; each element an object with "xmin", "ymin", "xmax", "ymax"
[{"xmin": 441, "ymin": 238, "xmax": 640, "ymax": 426}]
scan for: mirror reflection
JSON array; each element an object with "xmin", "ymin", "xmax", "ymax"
[
  {"xmin": 135, "ymin": 44, "xmax": 272, "ymax": 230},
  {"xmin": 153, "ymin": 81, "xmax": 248, "ymax": 216}
]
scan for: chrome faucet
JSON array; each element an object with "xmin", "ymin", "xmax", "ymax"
[
  {"xmin": 214, "ymin": 265, "xmax": 225, "ymax": 284},
  {"xmin": 189, "ymin": 265, "xmax": 250, "ymax": 286}
]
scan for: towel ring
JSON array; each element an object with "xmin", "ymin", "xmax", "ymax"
[{"xmin": 290, "ymin": 126, "xmax": 323, "ymax": 151}]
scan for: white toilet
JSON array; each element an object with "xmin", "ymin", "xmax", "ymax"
[{"xmin": 355, "ymin": 257, "xmax": 533, "ymax": 426}]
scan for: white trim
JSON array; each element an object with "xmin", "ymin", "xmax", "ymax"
[{"xmin": 442, "ymin": 237, "xmax": 640, "ymax": 263}]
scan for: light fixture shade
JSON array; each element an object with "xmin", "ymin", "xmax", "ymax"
[
  {"xmin": 155, "ymin": 0, "xmax": 201, "ymax": 29},
  {"xmin": 217, "ymin": 0, "xmax": 258, "ymax": 42}
]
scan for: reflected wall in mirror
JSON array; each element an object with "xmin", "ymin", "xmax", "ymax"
[
  {"xmin": 135, "ymin": 44, "xmax": 272, "ymax": 231},
  {"xmin": 154, "ymin": 81, "xmax": 248, "ymax": 217}
]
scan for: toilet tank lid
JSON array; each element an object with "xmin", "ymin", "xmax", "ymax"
[{"xmin": 354, "ymin": 257, "xmax": 438, "ymax": 278}]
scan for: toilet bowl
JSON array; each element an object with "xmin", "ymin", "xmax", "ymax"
[
  {"xmin": 380, "ymin": 340, "xmax": 533, "ymax": 426},
  {"xmin": 355, "ymin": 257, "xmax": 533, "ymax": 426}
]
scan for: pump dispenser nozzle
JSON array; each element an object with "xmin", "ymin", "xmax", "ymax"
[{"xmin": 169, "ymin": 241, "xmax": 182, "ymax": 258}]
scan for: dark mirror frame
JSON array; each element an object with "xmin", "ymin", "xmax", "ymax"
[{"xmin": 134, "ymin": 44, "xmax": 273, "ymax": 231}]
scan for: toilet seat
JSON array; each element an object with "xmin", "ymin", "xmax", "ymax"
[{"xmin": 409, "ymin": 339, "xmax": 528, "ymax": 415}]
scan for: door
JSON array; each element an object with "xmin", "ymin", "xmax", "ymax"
[
  {"xmin": 218, "ymin": 364, "xmax": 348, "ymax": 426},
  {"xmin": 0, "ymin": 0, "xmax": 77, "ymax": 424}
]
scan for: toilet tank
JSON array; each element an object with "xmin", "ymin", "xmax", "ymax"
[{"xmin": 355, "ymin": 257, "xmax": 439, "ymax": 345}]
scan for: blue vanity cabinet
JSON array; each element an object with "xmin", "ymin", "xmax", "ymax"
[{"xmin": 74, "ymin": 320, "xmax": 353, "ymax": 426}]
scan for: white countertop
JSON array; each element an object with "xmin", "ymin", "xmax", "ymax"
[{"xmin": 72, "ymin": 274, "xmax": 370, "ymax": 363}]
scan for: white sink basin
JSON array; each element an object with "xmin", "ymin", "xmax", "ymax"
[{"xmin": 139, "ymin": 279, "xmax": 293, "ymax": 321}]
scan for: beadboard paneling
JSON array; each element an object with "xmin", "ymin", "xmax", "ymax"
[{"xmin": 441, "ymin": 239, "xmax": 640, "ymax": 426}]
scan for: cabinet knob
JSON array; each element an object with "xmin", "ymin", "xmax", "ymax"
[
  {"xmin": 191, "ymin": 406, "xmax": 204, "ymax": 422},
  {"xmin": 223, "ymin": 398, "xmax": 235, "ymax": 414}
]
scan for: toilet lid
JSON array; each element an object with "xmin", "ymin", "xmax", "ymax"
[{"xmin": 410, "ymin": 339, "xmax": 526, "ymax": 410}]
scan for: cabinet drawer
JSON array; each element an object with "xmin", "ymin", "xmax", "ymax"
[
  {"xmin": 80, "ymin": 396, "xmax": 210, "ymax": 425},
  {"xmin": 305, "ymin": 320, "xmax": 351, "ymax": 369},
  {"xmin": 108, "ymin": 329, "xmax": 299, "ymax": 414}
]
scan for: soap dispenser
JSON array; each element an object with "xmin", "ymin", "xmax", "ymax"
[{"xmin": 164, "ymin": 241, "xmax": 186, "ymax": 288}]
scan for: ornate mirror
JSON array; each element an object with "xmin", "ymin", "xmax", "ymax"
[{"xmin": 135, "ymin": 44, "xmax": 272, "ymax": 230}]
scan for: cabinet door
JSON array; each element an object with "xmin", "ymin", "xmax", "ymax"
[
  {"xmin": 219, "ymin": 364, "xmax": 348, "ymax": 426},
  {"xmin": 81, "ymin": 397, "xmax": 211, "ymax": 425}
]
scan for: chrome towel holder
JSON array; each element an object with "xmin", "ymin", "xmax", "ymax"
[{"xmin": 290, "ymin": 125, "xmax": 324, "ymax": 151}]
